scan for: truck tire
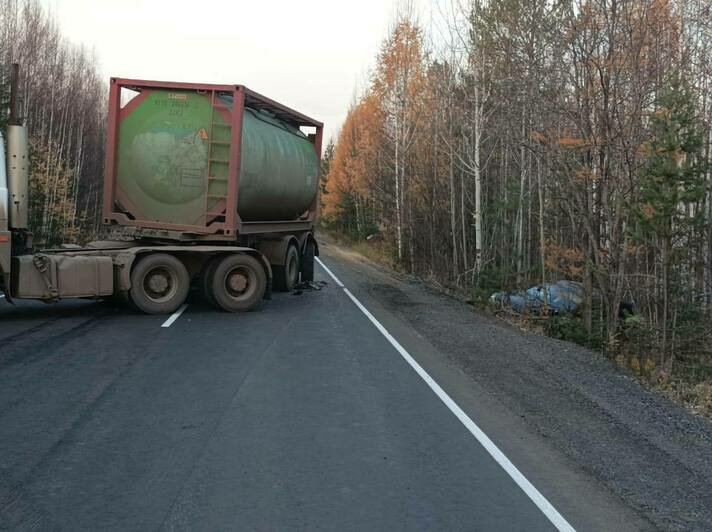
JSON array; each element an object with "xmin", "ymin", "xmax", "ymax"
[
  {"xmin": 200, "ymin": 257, "xmax": 220, "ymax": 306},
  {"xmin": 211, "ymin": 253, "xmax": 266, "ymax": 312},
  {"xmin": 129, "ymin": 253, "xmax": 190, "ymax": 315},
  {"xmin": 273, "ymin": 245, "xmax": 300, "ymax": 292},
  {"xmin": 301, "ymin": 240, "xmax": 316, "ymax": 282}
]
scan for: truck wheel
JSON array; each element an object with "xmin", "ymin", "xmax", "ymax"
[
  {"xmin": 273, "ymin": 245, "xmax": 300, "ymax": 292},
  {"xmin": 130, "ymin": 253, "xmax": 190, "ymax": 314},
  {"xmin": 301, "ymin": 240, "xmax": 315, "ymax": 282},
  {"xmin": 200, "ymin": 257, "xmax": 220, "ymax": 306},
  {"xmin": 211, "ymin": 253, "xmax": 266, "ymax": 312}
]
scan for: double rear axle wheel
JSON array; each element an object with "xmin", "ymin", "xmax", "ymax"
[
  {"xmin": 129, "ymin": 252, "xmax": 267, "ymax": 315},
  {"xmin": 128, "ymin": 241, "xmax": 316, "ymax": 315}
]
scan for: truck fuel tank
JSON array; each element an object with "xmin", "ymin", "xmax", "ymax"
[{"xmin": 11, "ymin": 254, "xmax": 113, "ymax": 300}]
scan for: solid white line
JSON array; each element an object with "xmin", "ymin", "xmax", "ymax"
[
  {"xmin": 316, "ymin": 257, "xmax": 575, "ymax": 532},
  {"xmin": 161, "ymin": 304, "xmax": 188, "ymax": 328},
  {"xmin": 315, "ymin": 258, "xmax": 344, "ymax": 287}
]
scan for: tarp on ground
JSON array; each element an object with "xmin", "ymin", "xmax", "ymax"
[{"xmin": 490, "ymin": 280, "xmax": 584, "ymax": 314}]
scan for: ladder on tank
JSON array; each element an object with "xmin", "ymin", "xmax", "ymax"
[{"xmin": 204, "ymin": 91, "xmax": 231, "ymax": 225}]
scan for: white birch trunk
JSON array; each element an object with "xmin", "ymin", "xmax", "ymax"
[{"xmin": 473, "ymin": 65, "xmax": 483, "ymax": 276}]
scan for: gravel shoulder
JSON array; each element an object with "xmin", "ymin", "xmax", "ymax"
[{"xmin": 320, "ymin": 237, "xmax": 712, "ymax": 532}]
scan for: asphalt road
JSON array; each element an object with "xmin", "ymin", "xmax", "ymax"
[{"xmin": 0, "ymin": 243, "xmax": 674, "ymax": 531}]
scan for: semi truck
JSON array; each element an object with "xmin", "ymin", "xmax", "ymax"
[{"xmin": 0, "ymin": 68, "xmax": 323, "ymax": 314}]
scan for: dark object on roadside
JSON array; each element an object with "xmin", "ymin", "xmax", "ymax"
[
  {"xmin": 490, "ymin": 280, "xmax": 584, "ymax": 315},
  {"xmin": 292, "ymin": 280, "xmax": 328, "ymax": 295}
]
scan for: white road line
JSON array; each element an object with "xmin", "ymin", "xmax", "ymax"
[
  {"xmin": 316, "ymin": 257, "xmax": 576, "ymax": 532},
  {"xmin": 316, "ymin": 259, "xmax": 344, "ymax": 287},
  {"xmin": 161, "ymin": 304, "xmax": 188, "ymax": 328}
]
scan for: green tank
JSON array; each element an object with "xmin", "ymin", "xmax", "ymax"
[{"xmin": 115, "ymin": 89, "xmax": 319, "ymax": 225}]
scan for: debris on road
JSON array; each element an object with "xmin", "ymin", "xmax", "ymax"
[{"xmin": 292, "ymin": 280, "xmax": 328, "ymax": 295}]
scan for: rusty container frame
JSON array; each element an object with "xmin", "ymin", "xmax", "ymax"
[{"xmin": 102, "ymin": 78, "xmax": 324, "ymax": 239}]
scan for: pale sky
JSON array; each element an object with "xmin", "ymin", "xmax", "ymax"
[{"xmin": 42, "ymin": 0, "xmax": 410, "ymax": 144}]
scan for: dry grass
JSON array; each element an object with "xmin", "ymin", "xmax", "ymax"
[
  {"xmin": 322, "ymin": 231, "xmax": 398, "ymax": 271},
  {"xmin": 350, "ymin": 240, "xmax": 397, "ymax": 271}
]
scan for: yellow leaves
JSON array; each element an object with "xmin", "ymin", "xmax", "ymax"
[
  {"xmin": 641, "ymin": 202, "xmax": 656, "ymax": 219},
  {"xmin": 626, "ymin": 242, "xmax": 645, "ymax": 255},
  {"xmin": 637, "ymin": 140, "xmax": 652, "ymax": 157},
  {"xmin": 557, "ymin": 136, "xmax": 587, "ymax": 149},
  {"xmin": 574, "ymin": 168, "xmax": 598, "ymax": 183},
  {"xmin": 27, "ymin": 139, "xmax": 83, "ymax": 245},
  {"xmin": 531, "ymin": 130, "xmax": 588, "ymax": 150},
  {"xmin": 322, "ymin": 93, "xmax": 384, "ymax": 222},
  {"xmin": 627, "ymin": 356, "xmax": 656, "ymax": 375},
  {"xmin": 324, "ymin": 17, "xmax": 428, "ymax": 226},
  {"xmin": 373, "ymin": 19, "xmax": 428, "ymax": 119},
  {"xmin": 654, "ymin": 107, "xmax": 671, "ymax": 119},
  {"xmin": 544, "ymin": 240, "xmax": 585, "ymax": 279},
  {"xmin": 376, "ymin": 21, "xmax": 426, "ymax": 86},
  {"xmin": 530, "ymin": 130, "xmax": 547, "ymax": 144}
]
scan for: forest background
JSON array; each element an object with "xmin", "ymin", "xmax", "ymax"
[{"xmin": 321, "ymin": 0, "xmax": 712, "ymax": 414}]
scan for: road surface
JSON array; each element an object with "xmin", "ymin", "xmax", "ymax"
[{"xmin": 1, "ymin": 241, "xmax": 709, "ymax": 530}]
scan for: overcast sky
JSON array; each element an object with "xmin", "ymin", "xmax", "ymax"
[{"xmin": 42, "ymin": 0, "xmax": 415, "ymax": 143}]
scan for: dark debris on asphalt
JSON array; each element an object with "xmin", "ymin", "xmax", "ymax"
[{"xmin": 292, "ymin": 280, "xmax": 329, "ymax": 295}]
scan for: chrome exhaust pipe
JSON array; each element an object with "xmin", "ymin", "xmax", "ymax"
[
  {"xmin": 0, "ymin": 131, "xmax": 8, "ymax": 232},
  {"xmin": 6, "ymin": 124, "xmax": 28, "ymax": 230}
]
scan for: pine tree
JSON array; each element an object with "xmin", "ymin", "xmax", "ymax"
[
  {"xmin": 632, "ymin": 74, "xmax": 708, "ymax": 369},
  {"xmin": 319, "ymin": 138, "xmax": 335, "ymax": 214}
]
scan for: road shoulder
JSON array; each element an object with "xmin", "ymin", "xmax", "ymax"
[{"xmin": 319, "ymin": 239, "xmax": 712, "ymax": 531}]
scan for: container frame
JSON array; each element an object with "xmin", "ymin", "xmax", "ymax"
[{"xmin": 102, "ymin": 78, "xmax": 324, "ymax": 239}]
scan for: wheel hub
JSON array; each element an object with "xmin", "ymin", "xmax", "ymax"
[
  {"xmin": 148, "ymin": 272, "xmax": 169, "ymax": 294},
  {"xmin": 143, "ymin": 266, "xmax": 177, "ymax": 302},
  {"xmin": 228, "ymin": 272, "xmax": 248, "ymax": 293}
]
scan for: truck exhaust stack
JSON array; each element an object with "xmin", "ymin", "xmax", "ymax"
[
  {"xmin": 6, "ymin": 63, "xmax": 28, "ymax": 231},
  {"xmin": 0, "ymin": 132, "xmax": 8, "ymax": 232},
  {"xmin": 6, "ymin": 125, "xmax": 29, "ymax": 230}
]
